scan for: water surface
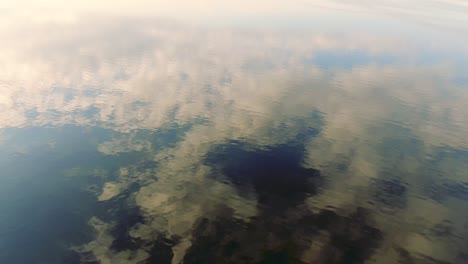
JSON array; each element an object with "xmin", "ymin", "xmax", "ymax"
[{"xmin": 0, "ymin": 2, "xmax": 468, "ymax": 263}]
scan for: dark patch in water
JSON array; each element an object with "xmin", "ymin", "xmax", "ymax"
[
  {"xmin": 96, "ymin": 183, "xmax": 146, "ymax": 253},
  {"xmin": 306, "ymin": 127, "xmax": 319, "ymax": 136},
  {"xmin": 109, "ymin": 207, "xmax": 145, "ymax": 252},
  {"xmin": 183, "ymin": 141, "xmax": 381, "ymax": 263},
  {"xmin": 427, "ymin": 180, "xmax": 468, "ymax": 202},
  {"xmin": 424, "ymin": 147, "xmax": 468, "ymax": 203},
  {"xmin": 205, "ymin": 141, "xmax": 321, "ymax": 207},
  {"xmin": 457, "ymin": 252, "xmax": 468, "ymax": 262},
  {"xmin": 145, "ymin": 236, "xmax": 179, "ymax": 264},
  {"xmin": 444, "ymin": 182, "xmax": 468, "ymax": 200},
  {"xmin": 369, "ymin": 179, "xmax": 407, "ymax": 213},
  {"xmin": 183, "ymin": 206, "xmax": 382, "ymax": 264},
  {"xmin": 135, "ymin": 160, "xmax": 158, "ymax": 172},
  {"xmin": 313, "ymin": 208, "xmax": 382, "ymax": 263},
  {"xmin": 428, "ymin": 220, "xmax": 454, "ymax": 238},
  {"xmin": 396, "ymin": 247, "xmax": 452, "ymax": 264}
]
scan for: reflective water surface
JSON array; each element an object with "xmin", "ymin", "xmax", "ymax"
[{"xmin": 1, "ymin": 2, "xmax": 468, "ymax": 264}]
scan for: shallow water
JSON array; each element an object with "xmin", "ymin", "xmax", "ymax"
[{"xmin": 0, "ymin": 2, "xmax": 468, "ymax": 263}]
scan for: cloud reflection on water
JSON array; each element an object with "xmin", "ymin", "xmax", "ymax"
[{"xmin": 0, "ymin": 10, "xmax": 468, "ymax": 264}]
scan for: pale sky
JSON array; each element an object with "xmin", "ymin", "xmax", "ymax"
[
  {"xmin": 2, "ymin": 0, "xmax": 468, "ymax": 18},
  {"xmin": 2, "ymin": 0, "xmax": 467, "ymax": 33}
]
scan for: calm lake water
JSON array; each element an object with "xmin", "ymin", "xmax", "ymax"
[{"xmin": 1, "ymin": 2, "xmax": 468, "ymax": 264}]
